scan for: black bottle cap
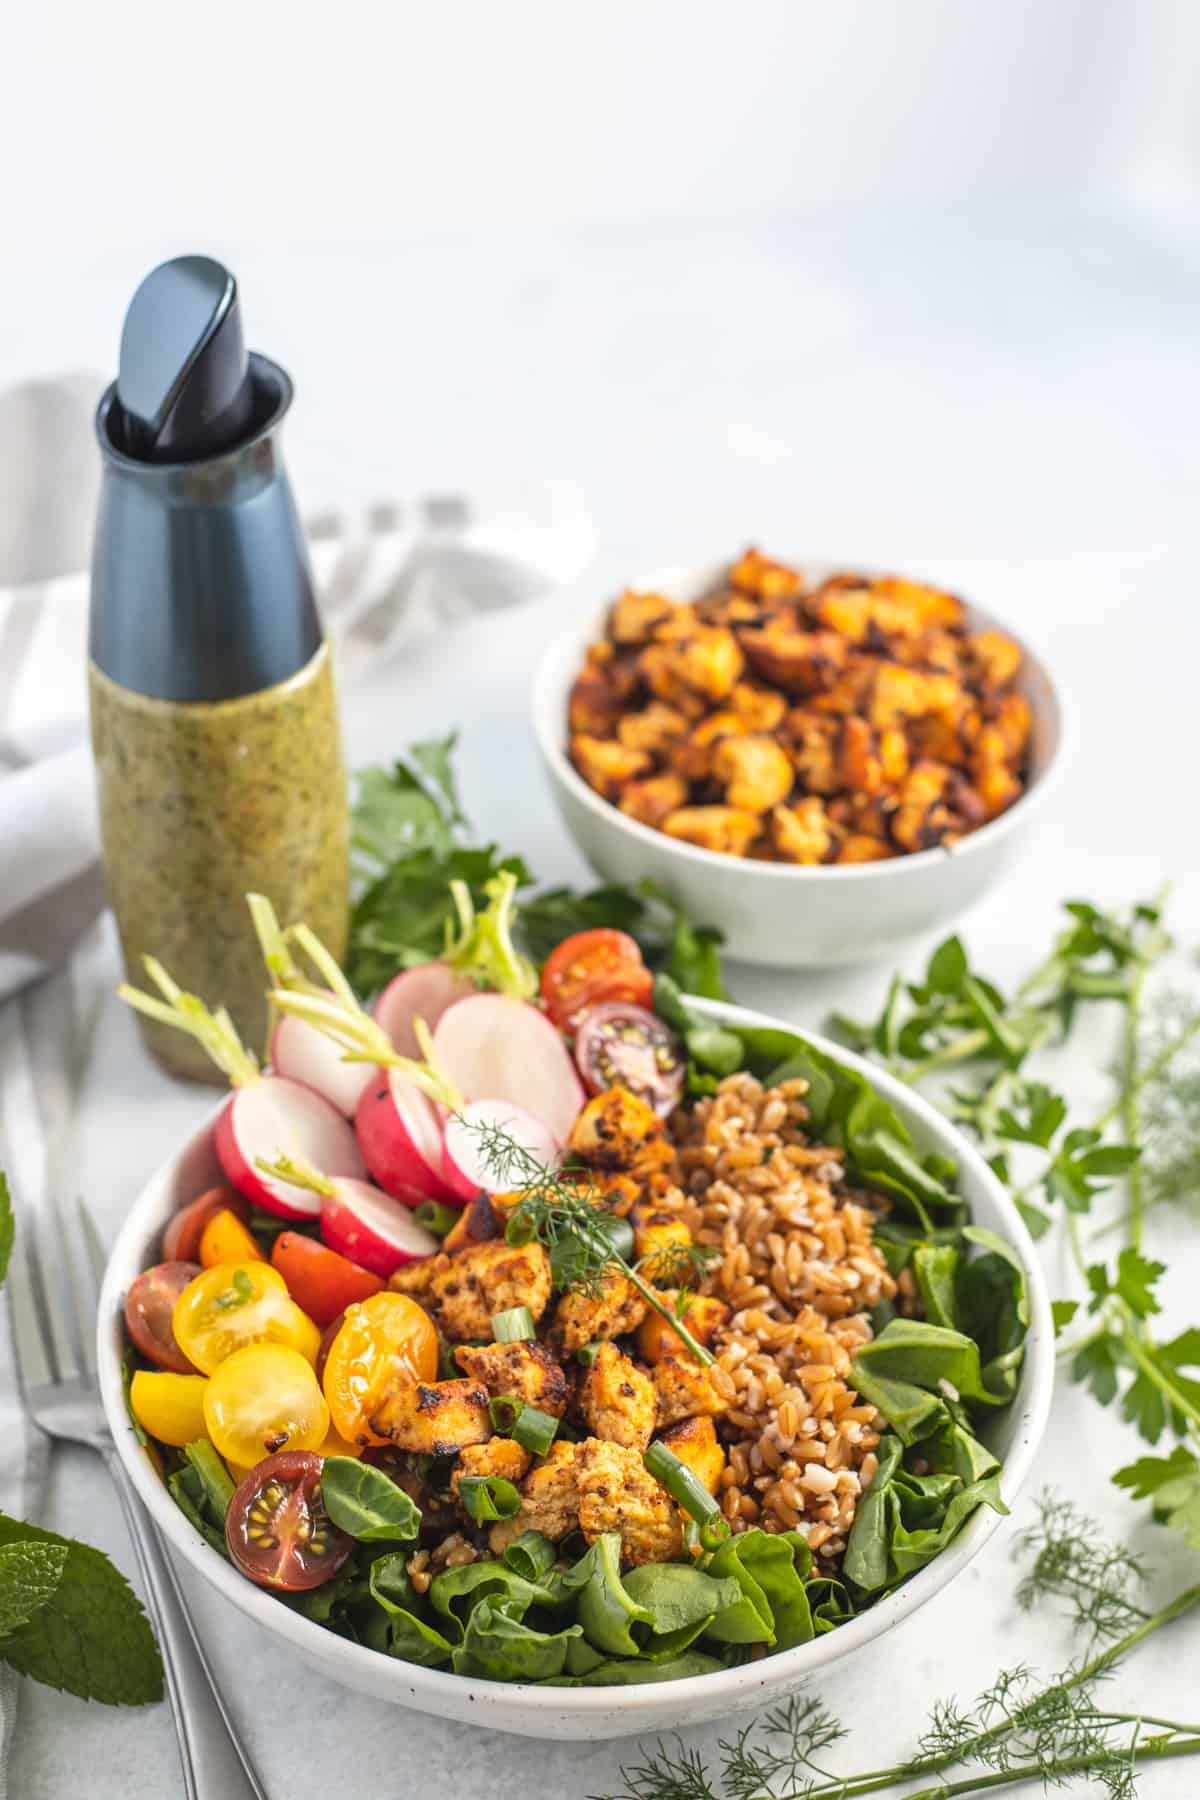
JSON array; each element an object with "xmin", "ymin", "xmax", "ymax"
[{"xmin": 115, "ymin": 256, "xmax": 255, "ymax": 463}]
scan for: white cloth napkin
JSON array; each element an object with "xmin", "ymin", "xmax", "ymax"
[{"xmin": 0, "ymin": 406, "xmax": 593, "ymax": 1787}]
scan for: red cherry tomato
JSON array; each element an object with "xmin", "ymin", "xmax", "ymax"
[
  {"xmin": 540, "ymin": 930, "xmax": 653, "ymax": 1034},
  {"xmin": 315, "ymin": 1310, "xmax": 345, "ymax": 1386},
  {"xmin": 573, "ymin": 1001, "xmax": 686, "ymax": 1115},
  {"xmin": 163, "ymin": 1186, "xmax": 250, "ymax": 1263},
  {"xmin": 270, "ymin": 1232, "xmax": 384, "ymax": 1327},
  {"xmin": 124, "ymin": 1262, "xmax": 202, "ymax": 1373},
  {"xmin": 225, "ymin": 1451, "xmax": 353, "ymax": 1592}
]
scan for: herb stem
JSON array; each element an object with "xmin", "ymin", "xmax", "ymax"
[
  {"xmin": 1122, "ymin": 961, "xmax": 1147, "ymax": 1251},
  {"xmin": 623, "ymin": 1263, "xmax": 714, "ymax": 1367},
  {"xmin": 1122, "ymin": 1325, "xmax": 1200, "ymax": 1437},
  {"xmin": 895, "ymin": 1734, "xmax": 1200, "ymax": 1800}
]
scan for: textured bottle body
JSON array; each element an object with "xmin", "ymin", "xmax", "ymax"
[{"xmin": 90, "ymin": 645, "xmax": 348, "ymax": 1083}]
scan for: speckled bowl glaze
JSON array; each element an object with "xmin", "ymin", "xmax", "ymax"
[
  {"xmin": 532, "ymin": 559, "xmax": 1064, "ymax": 969},
  {"xmin": 98, "ymin": 1000, "xmax": 1054, "ymax": 1741}
]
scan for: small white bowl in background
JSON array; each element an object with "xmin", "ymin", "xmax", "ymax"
[
  {"xmin": 97, "ymin": 1000, "xmax": 1053, "ymax": 1742},
  {"xmin": 532, "ymin": 559, "xmax": 1063, "ymax": 968}
]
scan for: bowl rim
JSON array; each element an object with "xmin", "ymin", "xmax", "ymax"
[
  {"xmin": 98, "ymin": 998, "xmax": 1054, "ymax": 1724},
  {"xmin": 531, "ymin": 554, "xmax": 1065, "ymax": 884}
]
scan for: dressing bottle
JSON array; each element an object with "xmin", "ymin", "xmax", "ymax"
[{"xmin": 89, "ymin": 256, "xmax": 348, "ymax": 1082}]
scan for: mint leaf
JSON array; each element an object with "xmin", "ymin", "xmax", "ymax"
[
  {"xmin": 0, "ymin": 1541, "xmax": 67, "ymax": 1637},
  {"xmin": 0, "ymin": 1514, "xmax": 162, "ymax": 1704},
  {"xmin": 926, "ymin": 936, "xmax": 967, "ymax": 997},
  {"xmin": 0, "ymin": 1172, "xmax": 13, "ymax": 1287}
]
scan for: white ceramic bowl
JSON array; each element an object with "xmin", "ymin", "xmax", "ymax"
[
  {"xmin": 532, "ymin": 559, "xmax": 1063, "ymax": 968},
  {"xmin": 98, "ymin": 999, "xmax": 1053, "ymax": 1742}
]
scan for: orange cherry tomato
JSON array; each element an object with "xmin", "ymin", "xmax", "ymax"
[
  {"xmin": 270, "ymin": 1232, "xmax": 384, "ymax": 1327},
  {"xmin": 163, "ymin": 1186, "xmax": 250, "ymax": 1262},
  {"xmin": 540, "ymin": 929, "xmax": 653, "ymax": 1034},
  {"xmin": 322, "ymin": 1291, "xmax": 438, "ymax": 1448},
  {"xmin": 199, "ymin": 1209, "xmax": 264, "ymax": 1269}
]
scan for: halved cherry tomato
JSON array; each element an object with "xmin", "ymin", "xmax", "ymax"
[
  {"xmin": 271, "ymin": 1232, "xmax": 384, "ymax": 1327},
  {"xmin": 540, "ymin": 929, "xmax": 654, "ymax": 1034},
  {"xmin": 125, "ymin": 1262, "xmax": 202, "ymax": 1373},
  {"xmin": 199, "ymin": 1209, "xmax": 264, "ymax": 1270},
  {"xmin": 129, "ymin": 1370, "xmax": 210, "ymax": 1446},
  {"xmin": 225, "ymin": 1450, "xmax": 352, "ymax": 1591},
  {"xmin": 316, "ymin": 1426, "xmax": 361, "ymax": 1460},
  {"xmin": 173, "ymin": 1263, "xmax": 321, "ymax": 1376},
  {"xmin": 574, "ymin": 1000, "xmax": 685, "ymax": 1115},
  {"xmin": 163, "ymin": 1186, "xmax": 250, "ymax": 1262},
  {"xmin": 204, "ymin": 1342, "xmax": 330, "ymax": 1467},
  {"xmin": 322, "ymin": 1291, "xmax": 438, "ymax": 1448},
  {"xmin": 315, "ymin": 1310, "xmax": 346, "ymax": 1385}
]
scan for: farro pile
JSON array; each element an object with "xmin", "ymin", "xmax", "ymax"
[{"xmin": 670, "ymin": 1071, "xmax": 898, "ymax": 1563}]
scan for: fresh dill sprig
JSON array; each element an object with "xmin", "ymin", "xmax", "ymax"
[
  {"xmin": 1015, "ymin": 1492, "xmax": 1149, "ymax": 1649},
  {"xmin": 462, "ymin": 1114, "xmax": 718, "ymax": 1368}
]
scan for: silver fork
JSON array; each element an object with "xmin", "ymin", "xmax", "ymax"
[{"xmin": 6, "ymin": 1192, "xmax": 268, "ymax": 1799}]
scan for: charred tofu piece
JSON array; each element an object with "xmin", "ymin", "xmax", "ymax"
[
  {"xmin": 987, "ymin": 691, "xmax": 1032, "ymax": 761},
  {"xmin": 729, "ymin": 683, "xmax": 788, "ymax": 732},
  {"xmin": 567, "ymin": 1087, "xmax": 675, "ymax": 1176},
  {"xmin": 870, "ymin": 575, "xmax": 965, "ymax": 631},
  {"xmin": 869, "ymin": 665, "xmax": 962, "ymax": 734},
  {"xmin": 577, "ymin": 1438, "xmax": 684, "ymax": 1565},
  {"xmin": 657, "ymin": 1415, "xmax": 726, "ymax": 1496},
  {"xmin": 736, "ymin": 626, "xmax": 847, "ymax": 695},
  {"xmin": 568, "ymin": 668, "xmax": 623, "ymax": 738},
  {"xmin": 889, "ymin": 761, "xmax": 953, "ymax": 852},
  {"xmin": 441, "ymin": 1190, "xmax": 503, "ymax": 1255},
  {"xmin": 662, "ymin": 805, "xmax": 761, "ymax": 858},
  {"xmin": 631, "ymin": 1203, "xmax": 694, "ymax": 1279},
  {"xmin": 729, "ymin": 547, "xmax": 805, "ymax": 602},
  {"xmin": 640, "ymin": 630, "xmax": 744, "ymax": 705},
  {"xmin": 711, "ymin": 734, "xmax": 794, "ymax": 813},
  {"xmin": 771, "ymin": 797, "xmax": 835, "ymax": 865},
  {"xmin": 451, "ymin": 1437, "xmax": 531, "ymax": 1499},
  {"xmin": 570, "ymin": 734, "xmax": 652, "ymax": 800},
  {"xmin": 428, "ymin": 1239, "xmax": 553, "ymax": 1342},
  {"xmin": 968, "ymin": 629, "xmax": 1022, "ymax": 691},
  {"xmin": 389, "ymin": 1254, "xmax": 447, "ymax": 1301},
  {"xmin": 971, "ymin": 726, "xmax": 1024, "ymax": 818},
  {"xmin": 615, "ymin": 701, "xmax": 689, "ymax": 756},
  {"xmin": 619, "ymin": 773, "xmax": 689, "ymax": 829},
  {"xmin": 369, "ymin": 1377, "xmax": 492, "ymax": 1456},
  {"xmin": 637, "ymin": 1292, "xmax": 730, "ymax": 1364},
  {"xmin": 653, "ymin": 1355, "xmax": 729, "ymax": 1427},
  {"xmin": 610, "ymin": 589, "xmax": 676, "ymax": 645},
  {"xmin": 487, "ymin": 1441, "xmax": 582, "ymax": 1553},
  {"xmin": 555, "ymin": 1269, "xmax": 648, "ymax": 1352},
  {"xmin": 454, "ymin": 1340, "xmax": 569, "ymax": 1416},
  {"xmin": 577, "ymin": 1342, "xmax": 657, "ymax": 1451},
  {"xmin": 786, "ymin": 711, "xmax": 840, "ymax": 795}
]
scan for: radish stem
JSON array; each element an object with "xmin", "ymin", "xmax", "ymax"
[
  {"xmin": 254, "ymin": 1152, "xmax": 335, "ymax": 1199},
  {"xmin": 269, "ymin": 990, "xmax": 465, "ymax": 1111},
  {"xmin": 119, "ymin": 957, "xmax": 260, "ymax": 1088}
]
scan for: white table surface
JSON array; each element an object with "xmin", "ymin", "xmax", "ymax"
[{"xmin": 7, "ymin": 214, "xmax": 1200, "ymax": 1798}]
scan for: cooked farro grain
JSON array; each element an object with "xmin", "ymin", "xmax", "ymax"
[{"xmin": 669, "ymin": 1070, "xmax": 896, "ymax": 1559}]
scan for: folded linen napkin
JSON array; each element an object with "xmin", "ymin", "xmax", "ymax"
[{"xmin": 0, "ymin": 372, "xmax": 593, "ymax": 1790}]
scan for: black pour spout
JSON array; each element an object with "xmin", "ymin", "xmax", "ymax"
[{"xmin": 115, "ymin": 255, "xmax": 256, "ymax": 463}]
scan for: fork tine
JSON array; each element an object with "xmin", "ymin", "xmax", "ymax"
[
  {"xmin": 5, "ymin": 1227, "xmax": 56, "ymax": 1393},
  {"xmin": 45, "ymin": 1191, "xmax": 101, "ymax": 1380},
  {"xmin": 77, "ymin": 1195, "xmax": 108, "ymax": 1293}
]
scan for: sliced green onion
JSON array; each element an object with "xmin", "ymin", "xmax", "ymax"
[
  {"xmin": 510, "ymin": 1405, "xmax": 558, "ymax": 1457},
  {"xmin": 184, "ymin": 1440, "xmax": 236, "ymax": 1519},
  {"xmin": 576, "ymin": 1341, "xmax": 600, "ymax": 1367},
  {"xmin": 414, "ymin": 1200, "xmax": 460, "ymax": 1239},
  {"xmin": 644, "ymin": 1440, "xmax": 730, "ymax": 1549},
  {"xmin": 488, "ymin": 1395, "xmax": 521, "ymax": 1434},
  {"xmin": 491, "ymin": 1305, "xmax": 536, "ymax": 1343},
  {"xmin": 458, "ymin": 1474, "xmax": 522, "ymax": 1524},
  {"xmin": 505, "ymin": 1212, "xmax": 537, "ymax": 1248}
]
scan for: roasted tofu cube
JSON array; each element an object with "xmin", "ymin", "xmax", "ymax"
[
  {"xmin": 657, "ymin": 1415, "xmax": 725, "ymax": 1496},
  {"xmin": 610, "ymin": 589, "xmax": 676, "ymax": 645},
  {"xmin": 786, "ymin": 711, "xmax": 840, "ymax": 795},
  {"xmin": 570, "ymin": 734, "xmax": 652, "ymax": 800},
  {"xmin": 428, "ymin": 1239, "xmax": 553, "ymax": 1342},
  {"xmin": 631, "ymin": 1203, "xmax": 694, "ymax": 1280},
  {"xmin": 662, "ymin": 805, "xmax": 761, "ymax": 857},
  {"xmin": 968, "ymin": 629, "xmax": 1022, "ymax": 691},
  {"xmin": 577, "ymin": 1342, "xmax": 657, "ymax": 1452},
  {"xmin": 454, "ymin": 1340, "xmax": 569, "ymax": 1417},
  {"xmin": 555, "ymin": 1269, "xmax": 648, "ymax": 1352},
  {"xmin": 653, "ymin": 1355, "xmax": 729, "ymax": 1427},
  {"xmin": 771, "ymin": 797, "xmax": 835, "ymax": 864},
  {"xmin": 736, "ymin": 626, "xmax": 847, "ymax": 695},
  {"xmin": 729, "ymin": 547, "xmax": 805, "ymax": 602},
  {"xmin": 641, "ymin": 628, "xmax": 744, "ymax": 704},
  {"xmin": 389, "ymin": 1254, "xmax": 446, "ymax": 1302},
  {"xmin": 488, "ymin": 1441, "xmax": 582, "ymax": 1553},
  {"xmin": 869, "ymin": 665, "xmax": 962, "ymax": 733},
  {"xmin": 637, "ymin": 1292, "xmax": 730, "ymax": 1364},
  {"xmin": 615, "ymin": 701, "xmax": 689, "ymax": 756},
  {"xmin": 729, "ymin": 683, "xmax": 788, "ymax": 732},
  {"xmin": 619, "ymin": 773, "xmax": 689, "ymax": 829},
  {"xmin": 870, "ymin": 575, "xmax": 965, "ymax": 631},
  {"xmin": 577, "ymin": 1438, "xmax": 684, "ymax": 1564},
  {"xmin": 452, "ymin": 1437, "xmax": 531, "ymax": 1499},
  {"xmin": 369, "ymin": 1377, "xmax": 492, "ymax": 1456},
  {"xmin": 637, "ymin": 643, "xmax": 708, "ymax": 718},
  {"xmin": 814, "ymin": 583, "xmax": 878, "ymax": 644},
  {"xmin": 711, "ymin": 734, "xmax": 794, "ymax": 813},
  {"xmin": 568, "ymin": 1087, "xmax": 675, "ymax": 1175},
  {"xmin": 565, "ymin": 1168, "xmax": 641, "ymax": 1218},
  {"xmin": 988, "ymin": 691, "xmax": 1032, "ymax": 761},
  {"xmin": 878, "ymin": 725, "xmax": 909, "ymax": 784},
  {"xmin": 568, "ymin": 670, "xmax": 623, "ymax": 738},
  {"xmin": 971, "ymin": 727, "xmax": 1023, "ymax": 818},
  {"xmin": 890, "ymin": 761, "xmax": 952, "ymax": 852}
]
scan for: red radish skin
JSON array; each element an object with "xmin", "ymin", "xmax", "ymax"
[
  {"xmin": 432, "ymin": 995, "xmax": 585, "ymax": 1146},
  {"xmin": 215, "ymin": 1076, "xmax": 366, "ymax": 1220},
  {"xmin": 320, "ymin": 1178, "xmax": 439, "ymax": 1277},
  {"xmin": 355, "ymin": 1069, "xmax": 460, "ymax": 1207},
  {"xmin": 270, "ymin": 1009, "xmax": 374, "ymax": 1118},
  {"xmin": 442, "ymin": 1101, "xmax": 560, "ymax": 1202},
  {"xmin": 373, "ymin": 963, "xmax": 476, "ymax": 1061}
]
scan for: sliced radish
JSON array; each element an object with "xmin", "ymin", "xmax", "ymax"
[
  {"xmin": 320, "ymin": 1177, "xmax": 439, "ymax": 1277},
  {"xmin": 442, "ymin": 1099, "xmax": 560, "ymax": 1202},
  {"xmin": 355, "ymin": 1068, "xmax": 460, "ymax": 1206},
  {"xmin": 373, "ymin": 962, "xmax": 477, "ymax": 1060},
  {"xmin": 432, "ymin": 994, "xmax": 585, "ymax": 1146},
  {"xmin": 215, "ymin": 1076, "xmax": 366, "ymax": 1220},
  {"xmin": 270, "ymin": 1007, "xmax": 375, "ymax": 1118}
]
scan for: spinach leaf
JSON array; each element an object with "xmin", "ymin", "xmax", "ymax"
[
  {"xmin": 957, "ymin": 1225, "xmax": 1030, "ymax": 1402},
  {"xmin": 851, "ymin": 1318, "xmax": 1010, "ymax": 1410},
  {"xmin": 843, "ymin": 1436, "xmax": 904, "ymax": 1592},
  {"xmin": 807, "ymin": 1576, "xmax": 854, "ymax": 1635},
  {"xmin": 563, "ymin": 1533, "xmax": 653, "ymax": 1657},
  {"xmin": 912, "ymin": 1243, "xmax": 962, "ymax": 1330},
  {"xmin": 844, "ymin": 1434, "xmax": 1006, "ymax": 1596},
  {"xmin": 367, "ymin": 1555, "xmax": 454, "ymax": 1667},
  {"xmin": 546, "ymin": 1649, "xmax": 724, "ymax": 1686},
  {"xmin": 320, "ymin": 1457, "xmax": 422, "ymax": 1543},
  {"xmin": 653, "ymin": 975, "xmax": 744, "ymax": 1078},
  {"xmin": 451, "ymin": 1596, "xmax": 581, "ymax": 1682},
  {"xmin": 705, "ymin": 1528, "xmax": 814, "ymax": 1650},
  {"xmin": 167, "ymin": 1457, "xmax": 230, "ymax": 1559},
  {"xmin": 621, "ymin": 1562, "xmax": 743, "ymax": 1641},
  {"xmin": 428, "ymin": 1560, "xmax": 563, "ymax": 1635},
  {"xmin": 847, "ymin": 1369, "xmax": 950, "ymax": 1445}
]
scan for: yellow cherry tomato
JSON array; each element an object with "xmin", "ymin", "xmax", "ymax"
[
  {"xmin": 322, "ymin": 1292, "xmax": 438, "ymax": 1447},
  {"xmin": 198, "ymin": 1208, "xmax": 265, "ymax": 1269},
  {"xmin": 173, "ymin": 1263, "xmax": 320, "ymax": 1376},
  {"xmin": 203, "ymin": 1343, "xmax": 330, "ymax": 1468},
  {"xmin": 129, "ymin": 1370, "xmax": 210, "ymax": 1447},
  {"xmin": 316, "ymin": 1426, "xmax": 362, "ymax": 1460}
]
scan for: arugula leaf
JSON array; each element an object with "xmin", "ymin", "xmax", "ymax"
[
  {"xmin": 0, "ymin": 1514, "xmax": 162, "ymax": 1705},
  {"xmin": 0, "ymin": 1542, "xmax": 67, "ymax": 1637},
  {"xmin": 320, "ymin": 1457, "xmax": 422, "ymax": 1543},
  {"xmin": 0, "ymin": 1171, "xmax": 13, "ymax": 1287}
]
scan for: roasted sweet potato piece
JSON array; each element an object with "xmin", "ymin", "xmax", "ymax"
[
  {"xmin": 729, "ymin": 547, "xmax": 805, "ymax": 601},
  {"xmin": 615, "ymin": 701, "xmax": 689, "ymax": 756},
  {"xmin": 637, "ymin": 1293, "xmax": 729, "ymax": 1364},
  {"xmin": 838, "ymin": 716, "xmax": 884, "ymax": 795},
  {"xmin": 772, "ymin": 798, "xmax": 836, "ymax": 864},
  {"xmin": 729, "ymin": 683, "xmax": 788, "ymax": 732},
  {"xmin": 657, "ymin": 1415, "xmax": 726, "ymax": 1495},
  {"xmin": 837, "ymin": 833, "xmax": 895, "ymax": 864},
  {"xmin": 662, "ymin": 805, "xmax": 762, "ymax": 857},
  {"xmin": 568, "ymin": 670, "xmax": 623, "ymax": 737},
  {"xmin": 890, "ymin": 762, "xmax": 954, "ymax": 852},
  {"xmin": 619, "ymin": 773, "xmax": 689, "ymax": 829},
  {"xmin": 870, "ymin": 665, "xmax": 962, "ymax": 733},
  {"xmin": 737, "ymin": 625, "xmax": 847, "ymax": 695},
  {"xmin": 610, "ymin": 589, "xmax": 675, "ymax": 645},
  {"xmin": 569, "ymin": 734, "xmax": 652, "ymax": 799},
  {"xmin": 968, "ymin": 629, "xmax": 1022, "ymax": 691},
  {"xmin": 711, "ymin": 734, "xmax": 794, "ymax": 812},
  {"xmin": 568, "ymin": 1087, "xmax": 675, "ymax": 1174}
]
